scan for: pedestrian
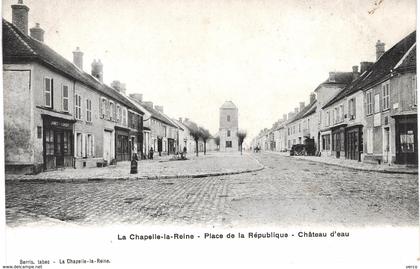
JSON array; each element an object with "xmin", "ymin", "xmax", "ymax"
[
  {"xmin": 182, "ymin": 146, "xmax": 187, "ymax": 160},
  {"xmin": 130, "ymin": 152, "xmax": 138, "ymax": 174},
  {"xmin": 149, "ymin": 147, "xmax": 154, "ymax": 160}
]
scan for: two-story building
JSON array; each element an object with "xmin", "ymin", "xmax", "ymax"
[
  {"xmin": 361, "ymin": 33, "xmax": 417, "ymax": 165},
  {"xmin": 3, "ymin": 1, "xmax": 144, "ymax": 173}
]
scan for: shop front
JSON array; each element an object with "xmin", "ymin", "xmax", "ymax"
[
  {"xmin": 393, "ymin": 114, "xmax": 417, "ymax": 164},
  {"xmin": 331, "ymin": 124, "xmax": 346, "ymax": 159},
  {"xmin": 345, "ymin": 125, "xmax": 363, "ymax": 161},
  {"xmin": 115, "ymin": 126, "xmax": 131, "ymax": 162},
  {"xmin": 42, "ymin": 115, "xmax": 75, "ymax": 170}
]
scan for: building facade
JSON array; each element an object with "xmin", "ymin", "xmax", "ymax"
[{"xmin": 219, "ymin": 101, "xmax": 239, "ymax": 151}]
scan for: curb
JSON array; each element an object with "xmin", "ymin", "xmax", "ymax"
[
  {"xmin": 6, "ymin": 165, "xmax": 266, "ymax": 184},
  {"xmin": 290, "ymin": 156, "xmax": 418, "ymax": 175}
]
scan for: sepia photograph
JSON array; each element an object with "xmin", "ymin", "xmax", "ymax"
[{"xmin": 0, "ymin": 0, "xmax": 418, "ymax": 268}]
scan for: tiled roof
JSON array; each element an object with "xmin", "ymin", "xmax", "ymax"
[
  {"xmin": 395, "ymin": 45, "xmax": 416, "ymax": 72},
  {"xmin": 2, "ymin": 19, "xmax": 141, "ymax": 113},
  {"xmin": 323, "ymin": 31, "xmax": 416, "ymax": 109}
]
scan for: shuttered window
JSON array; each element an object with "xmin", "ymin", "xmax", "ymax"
[
  {"xmin": 44, "ymin": 78, "xmax": 53, "ymax": 108},
  {"xmin": 62, "ymin": 85, "xmax": 69, "ymax": 112}
]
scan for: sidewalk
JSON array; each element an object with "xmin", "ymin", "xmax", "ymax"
[
  {"xmin": 266, "ymin": 151, "xmax": 418, "ymax": 174},
  {"xmin": 6, "ymin": 152, "xmax": 264, "ymax": 182}
]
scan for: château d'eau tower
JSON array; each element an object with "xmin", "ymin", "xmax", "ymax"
[{"xmin": 219, "ymin": 101, "xmax": 238, "ymax": 151}]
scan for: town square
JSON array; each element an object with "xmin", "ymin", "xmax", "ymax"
[
  {"xmin": 1, "ymin": 0, "xmax": 419, "ymax": 268},
  {"xmin": 2, "ymin": 0, "xmax": 418, "ymax": 229}
]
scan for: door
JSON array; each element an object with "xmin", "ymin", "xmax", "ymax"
[
  {"xmin": 103, "ymin": 130, "xmax": 112, "ymax": 163},
  {"xmin": 55, "ymin": 131, "xmax": 65, "ymax": 167},
  {"xmin": 383, "ymin": 128, "xmax": 390, "ymax": 163}
]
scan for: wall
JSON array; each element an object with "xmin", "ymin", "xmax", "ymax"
[
  {"xmin": 3, "ymin": 64, "xmax": 33, "ymax": 166},
  {"xmin": 219, "ymin": 107, "xmax": 239, "ymax": 151}
]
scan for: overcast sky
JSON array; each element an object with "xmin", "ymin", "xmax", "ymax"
[{"xmin": 2, "ymin": 0, "xmax": 416, "ymax": 141}]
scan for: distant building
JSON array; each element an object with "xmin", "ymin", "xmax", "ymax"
[{"xmin": 219, "ymin": 101, "xmax": 239, "ymax": 151}]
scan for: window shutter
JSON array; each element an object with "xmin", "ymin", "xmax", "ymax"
[
  {"xmin": 51, "ymin": 79, "xmax": 54, "ymax": 108},
  {"xmin": 92, "ymin": 135, "xmax": 95, "ymax": 157},
  {"xmin": 99, "ymin": 97, "xmax": 103, "ymax": 119}
]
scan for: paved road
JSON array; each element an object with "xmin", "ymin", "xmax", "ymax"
[{"xmin": 5, "ymin": 153, "xmax": 418, "ymax": 227}]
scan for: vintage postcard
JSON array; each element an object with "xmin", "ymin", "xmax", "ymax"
[{"xmin": 0, "ymin": 0, "xmax": 418, "ymax": 268}]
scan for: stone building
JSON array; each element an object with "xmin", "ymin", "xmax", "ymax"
[
  {"xmin": 3, "ymin": 1, "xmax": 144, "ymax": 173},
  {"xmin": 219, "ymin": 101, "xmax": 239, "ymax": 151},
  {"xmin": 128, "ymin": 94, "xmax": 178, "ymax": 158}
]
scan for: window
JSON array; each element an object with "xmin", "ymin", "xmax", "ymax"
[
  {"xmin": 110, "ymin": 102, "xmax": 115, "ymax": 121},
  {"xmin": 400, "ymin": 129, "xmax": 415, "ymax": 153},
  {"xmin": 62, "ymin": 85, "xmax": 69, "ymax": 112},
  {"xmin": 298, "ymin": 123, "xmax": 301, "ymax": 132},
  {"xmin": 86, "ymin": 99, "xmax": 92, "ymax": 122},
  {"xmin": 227, "ymin": 130, "xmax": 231, "ymax": 137},
  {"xmin": 63, "ymin": 132, "xmax": 71, "ymax": 155},
  {"xmin": 44, "ymin": 78, "xmax": 53, "ymax": 108},
  {"xmin": 413, "ymin": 75, "xmax": 417, "ymax": 106},
  {"xmin": 348, "ymin": 98, "xmax": 356, "ymax": 119},
  {"xmin": 164, "ymin": 126, "xmax": 167, "ymax": 137},
  {"xmin": 122, "ymin": 108, "xmax": 127, "ymax": 125},
  {"xmin": 382, "ymin": 82, "xmax": 390, "ymax": 110},
  {"xmin": 333, "ymin": 108, "xmax": 337, "ymax": 124},
  {"xmin": 117, "ymin": 105, "xmax": 121, "ymax": 123},
  {"xmin": 366, "ymin": 91, "xmax": 373, "ymax": 115},
  {"xmin": 45, "ymin": 129, "xmax": 54, "ymax": 155},
  {"xmin": 75, "ymin": 94, "xmax": 82, "ymax": 120},
  {"xmin": 226, "ymin": 141, "xmax": 232, "ymax": 148},
  {"xmin": 86, "ymin": 134, "xmax": 94, "ymax": 157},
  {"xmin": 227, "ymin": 115, "xmax": 230, "ymax": 122},
  {"xmin": 339, "ymin": 104, "xmax": 344, "ymax": 122},
  {"xmin": 101, "ymin": 98, "xmax": 107, "ymax": 118}
]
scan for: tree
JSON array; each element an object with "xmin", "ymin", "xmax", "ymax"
[
  {"xmin": 187, "ymin": 122, "xmax": 202, "ymax": 157},
  {"xmin": 199, "ymin": 127, "xmax": 211, "ymax": 155},
  {"xmin": 214, "ymin": 135, "xmax": 220, "ymax": 150},
  {"xmin": 237, "ymin": 130, "xmax": 247, "ymax": 155}
]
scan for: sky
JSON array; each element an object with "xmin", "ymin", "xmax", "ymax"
[{"xmin": 2, "ymin": 0, "xmax": 416, "ymax": 142}]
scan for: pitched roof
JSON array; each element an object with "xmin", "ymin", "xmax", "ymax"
[
  {"xmin": 288, "ymin": 99, "xmax": 317, "ymax": 124},
  {"xmin": 128, "ymin": 97, "xmax": 177, "ymax": 128},
  {"xmin": 2, "ymin": 19, "xmax": 141, "ymax": 113},
  {"xmin": 323, "ymin": 31, "xmax": 416, "ymax": 109},
  {"xmin": 220, "ymin": 101, "xmax": 237, "ymax": 109}
]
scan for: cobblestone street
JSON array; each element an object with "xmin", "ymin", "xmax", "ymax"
[{"xmin": 5, "ymin": 152, "xmax": 418, "ymax": 227}]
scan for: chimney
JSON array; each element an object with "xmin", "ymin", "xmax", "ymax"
[
  {"xmin": 110, "ymin": 80, "xmax": 126, "ymax": 94},
  {"xmin": 328, "ymin": 72, "xmax": 336, "ymax": 82},
  {"xmin": 299, "ymin": 102, "xmax": 305, "ymax": 112},
  {"xmin": 376, "ymin": 40, "xmax": 385, "ymax": 60},
  {"xmin": 309, "ymin": 92, "xmax": 316, "ymax": 103},
  {"xmin": 29, "ymin": 23, "xmax": 44, "ymax": 42},
  {"xmin": 91, "ymin": 59, "xmax": 103, "ymax": 82},
  {"xmin": 155, "ymin": 105, "xmax": 163, "ymax": 113},
  {"xmin": 283, "ymin": 114, "xmax": 287, "ymax": 121},
  {"xmin": 72, "ymin": 47, "xmax": 83, "ymax": 69},
  {"xmin": 360, "ymin": 61, "xmax": 374, "ymax": 74},
  {"xmin": 129, "ymin": 93, "xmax": 143, "ymax": 103},
  {"xmin": 352, "ymin": 65, "xmax": 359, "ymax": 80},
  {"xmin": 178, "ymin": 117, "xmax": 183, "ymax": 123},
  {"xmin": 294, "ymin": 107, "xmax": 299, "ymax": 114},
  {"xmin": 143, "ymin": 101, "xmax": 153, "ymax": 108},
  {"xmin": 12, "ymin": 0, "xmax": 29, "ymax": 35}
]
